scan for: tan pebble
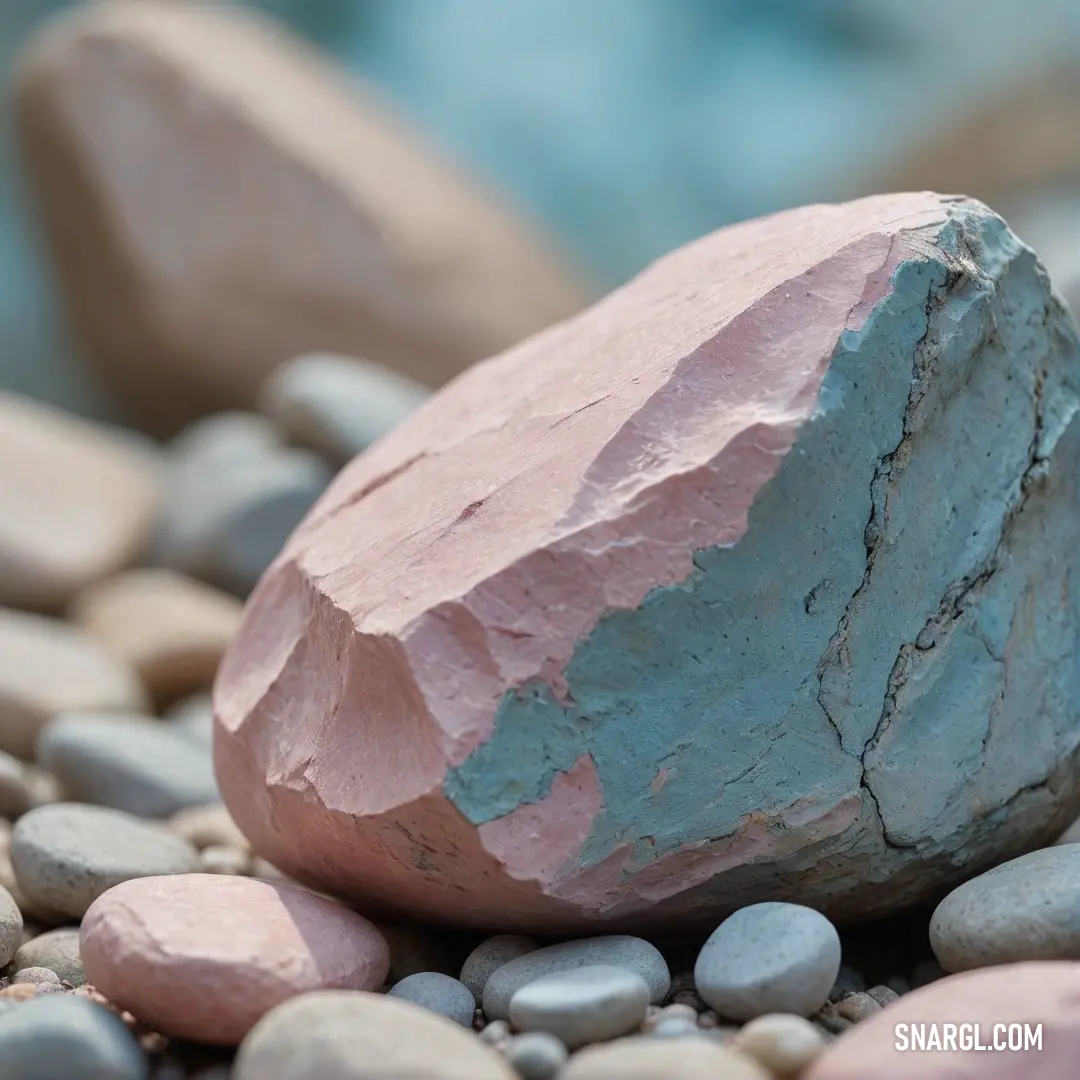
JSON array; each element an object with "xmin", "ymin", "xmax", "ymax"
[
  {"xmin": 0, "ymin": 754, "xmax": 34, "ymax": 819},
  {"xmin": 698, "ymin": 1010, "xmax": 719, "ymax": 1028},
  {"xmin": 865, "ymin": 985, "xmax": 900, "ymax": 1008},
  {"xmin": 0, "ymin": 609, "xmax": 147, "ymax": 759},
  {"xmin": 561, "ymin": 1036, "xmax": 771, "ymax": 1079},
  {"xmin": 0, "ymin": 984, "xmax": 39, "ymax": 1001},
  {"xmin": 236, "ymin": 991, "xmax": 518, "ymax": 1079},
  {"xmin": 199, "ymin": 845, "xmax": 251, "ymax": 876},
  {"xmin": 641, "ymin": 1004, "xmax": 663, "ymax": 1032},
  {"xmin": 811, "ymin": 1003, "xmax": 852, "ymax": 1035},
  {"xmin": 0, "ymin": 394, "xmax": 160, "ymax": 609},
  {"xmin": 733, "ymin": 1014, "xmax": 827, "ymax": 1078},
  {"xmin": 834, "ymin": 992, "xmax": 881, "ymax": 1023},
  {"xmin": 169, "ymin": 803, "xmax": 250, "ymax": 852},
  {"xmin": 71, "ymin": 569, "xmax": 244, "ymax": 709}
]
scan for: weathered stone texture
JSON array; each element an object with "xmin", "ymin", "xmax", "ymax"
[{"xmin": 214, "ymin": 192, "xmax": 1080, "ymax": 932}]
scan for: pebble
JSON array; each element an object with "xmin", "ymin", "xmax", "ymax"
[
  {"xmin": 0, "ymin": 609, "xmax": 148, "ymax": 759},
  {"xmin": 11, "ymin": 927, "xmax": 85, "ymax": 986},
  {"xmin": 71, "ymin": 569, "xmax": 244, "ymax": 709},
  {"xmin": 833, "ymin": 991, "xmax": 881, "ymax": 1023},
  {"xmin": 694, "ymin": 903, "xmax": 841, "ymax": 1020},
  {"xmin": 0, "ymin": 882, "xmax": 23, "ymax": 967},
  {"xmin": 37, "ymin": 712, "xmax": 218, "ymax": 818},
  {"xmin": 460, "ymin": 933, "xmax": 540, "ymax": 1000},
  {"xmin": 155, "ymin": 413, "xmax": 333, "ymax": 596},
  {"xmin": 560, "ymin": 1036, "xmax": 771, "ymax": 1079},
  {"xmin": 504, "ymin": 1032, "xmax": 569, "ymax": 1080},
  {"xmin": 0, "ymin": 751, "xmax": 36, "ymax": 819},
  {"xmin": 804, "ymin": 961, "xmax": 1080, "ymax": 1079},
  {"xmin": 80, "ymin": 874, "xmax": 390, "ymax": 1045},
  {"xmin": 509, "ymin": 965, "xmax": 651, "ymax": 1050},
  {"xmin": 388, "ymin": 972, "xmax": 476, "ymax": 1026},
  {"xmin": 11, "ymin": 803, "xmax": 199, "ymax": 918},
  {"xmin": 0, "ymin": 992, "xmax": 149, "ymax": 1080},
  {"xmin": 168, "ymin": 803, "xmax": 250, "ymax": 852},
  {"xmin": 478, "ymin": 1018, "xmax": 511, "ymax": 1047},
  {"xmin": 0, "ymin": 392, "xmax": 160, "ymax": 612},
  {"xmin": 163, "ymin": 693, "xmax": 214, "ymax": 749},
  {"xmin": 11, "ymin": 967, "xmax": 61, "ymax": 987},
  {"xmin": 198, "ymin": 845, "xmax": 251, "ymax": 876},
  {"xmin": 483, "ymin": 936, "xmax": 670, "ymax": 1021},
  {"xmin": 649, "ymin": 1014, "xmax": 704, "ymax": 1039},
  {"xmin": 866, "ymin": 984, "xmax": 900, "ymax": 1007},
  {"xmin": 234, "ymin": 990, "xmax": 517, "ymax": 1079},
  {"xmin": 732, "ymin": 1014, "xmax": 827, "ymax": 1078},
  {"xmin": 930, "ymin": 846, "xmax": 1080, "ymax": 972},
  {"xmin": 257, "ymin": 352, "xmax": 431, "ymax": 465}
]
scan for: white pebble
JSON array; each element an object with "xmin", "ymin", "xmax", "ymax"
[
  {"xmin": 509, "ymin": 965, "xmax": 650, "ymax": 1050},
  {"xmin": 694, "ymin": 903, "xmax": 841, "ymax": 1020}
]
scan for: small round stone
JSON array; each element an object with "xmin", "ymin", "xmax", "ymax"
[
  {"xmin": 11, "ymin": 967, "xmax": 61, "ymax": 987},
  {"xmin": 388, "ymin": 972, "xmax": 475, "ymax": 1026},
  {"xmin": 11, "ymin": 927, "xmax": 85, "ymax": 986},
  {"xmin": 478, "ymin": 1018, "xmax": 511, "ymax": 1047},
  {"xmin": 694, "ymin": 903, "xmax": 841, "ymax": 1021},
  {"xmin": 483, "ymin": 936, "xmax": 670, "ymax": 1021},
  {"xmin": 80, "ymin": 874, "xmax": 390, "ymax": 1045},
  {"xmin": 734, "ymin": 1014, "xmax": 827, "ymax": 1078},
  {"xmin": 459, "ymin": 934, "xmax": 539, "ymax": 1000},
  {"xmin": 37, "ymin": 713, "xmax": 218, "ymax": 818},
  {"xmin": 930, "ymin": 846, "xmax": 1080, "ymax": 971},
  {"xmin": 649, "ymin": 1014, "xmax": 703, "ymax": 1039},
  {"xmin": 560, "ymin": 1036, "xmax": 771, "ymax": 1079},
  {"xmin": 168, "ymin": 803, "xmax": 250, "ymax": 852},
  {"xmin": 198, "ymin": 845, "xmax": 251, "ymax": 876},
  {"xmin": 0, "ymin": 993, "xmax": 148, "ymax": 1080},
  {"xmin": 510, "ymin": 965, "xmax": 650, "ymax": 1050},
  {"xmin": 0, "ymin": 883, "xmax": 23, "ymax": 967},
  {"xmin": 504, "ymin": 1032, "xmax": 569, "ymax": 1080},
  {"xmin": 834, "ymin": 992, "xmax": 881, "ymax": 1023},
  {"xmin": 11, "ymin": 804, "xmax": 199, "ymax": 919},
  {"xmin": 234, "ymin": 990, "xmax": 517, "ymax": 1080}
]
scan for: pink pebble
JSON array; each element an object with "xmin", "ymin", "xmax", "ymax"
[
  {"xmin": 80, "ymin": 873, "xmax": 389, "ymax": 1045},
  {"xmin": 805, "ymin": 961, "xmax": 1080, "ymax": 1080}
]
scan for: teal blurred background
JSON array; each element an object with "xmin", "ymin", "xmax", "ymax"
[{"xmin": 3, "ymin": 0, "xmax": 1080, "ymax": 420}]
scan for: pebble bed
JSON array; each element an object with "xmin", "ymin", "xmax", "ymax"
[{"xmin": 1, "ymin": 355, "xmax": 1079, "ymax": 1079}]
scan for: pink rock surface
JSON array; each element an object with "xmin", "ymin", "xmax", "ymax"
[
  {"xmin": 804, "ymin": 962, "xmax": 1080, "ymax": 1079},
  {"xmin": 213, "ymin": 190, "xmax": 1080, "ymax": 931},
  {"xmin": 80, "ymin": 873, "xmax": 389, "ymax": 1045}
]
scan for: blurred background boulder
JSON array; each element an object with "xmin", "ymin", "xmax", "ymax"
[{"xmin": 2, "ymin": 0, "xmax": 1080, "ymax": 427}]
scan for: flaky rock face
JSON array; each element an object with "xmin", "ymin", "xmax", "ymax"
[
  {"xmin": 215, "ymin": 193, "xmax": 1080, "ymax": 932},
  {"xmin": 12, "ymin": 0, "xmax": 589, "ymax": 436}
]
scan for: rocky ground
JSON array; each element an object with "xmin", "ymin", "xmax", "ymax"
[{"xmin": 2, "ymin": 4, "xmax": 1080, "ymax": 1080}]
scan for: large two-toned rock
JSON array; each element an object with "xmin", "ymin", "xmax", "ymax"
[
  {"xmin": 214, "ymin": 192, "xmax": 1080, "ymax": 932},
  {"xmin": 11, "ymin": 0, "xmax": 590, "ymax": 436}
]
